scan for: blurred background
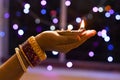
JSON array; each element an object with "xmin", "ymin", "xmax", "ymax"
[{"xmin": 0, "ymin": 0, "xmax": 120, "ymax": 80}]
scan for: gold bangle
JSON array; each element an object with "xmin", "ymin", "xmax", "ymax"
[
  {"xmin": 19, "ymin": 45, "xmax": 33, "ymax": 67},
  {"xmin": 15, "ymin": 47, "xmax": 27, "ymax": 72},
  {"xmin": 28, "ymin": 36, "xmax": 47, "ymax": 61}
]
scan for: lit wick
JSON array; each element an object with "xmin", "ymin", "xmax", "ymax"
[{"xmin": 79, "ymin": 20, "xmax": 85, "ymax": 30}]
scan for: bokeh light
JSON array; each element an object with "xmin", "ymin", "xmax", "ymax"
[
  {"xmin": 18, "ymin": 29, "xmax": 24, "ymax": 36},
  {"xmin": 24, "ymin": 3, "xmax": 30, "ymax": 9},
  {"xmin": 88, "ymin": 51, "xmax": 95, "ymax": 57},
  {"xmin": 98, "ymin": 7, "xmax": 104, "ymax": 13},
  {"xmin": 52, "ymin": 18, "xmax": 58, "ymax": 24},
  {"xmin": 50, "ymin": 25, "xmax": 56, "ymax": 31},
  {"xmin": 108, "ymin": 44, "xmax": 114, "ymax": 51},
  {"xmin": 4, "ymin": 12, "xmax": 10, "ymax": 19},
  {"xmin": 115, "ymin": 14, "xmax": 120, "ymax": 20},
  {"xmin": 13, "ymin": 24, "xmax": 19, "ymax": 30},
  {"xmin": 65, "ymin": 0, "xmax": 71, "ymax": 6},
  {"xmin": 0, "ymin": 31, "xmax": 5, "ymax": 37},
  {"xmin": 76, "ymin": 17, "xmax": 82, "ymax": 23},
  {"xmin": 104, "ymin": 36, "xmax": 110, "ymax": 42},
  {"xmin": 67, "ymin": 24, "xmax": 73, "ymax": 30},
  {"xmin": 41, "ymin": 9, "xmax": 47, "ymax": 15},
  {"xmin": 92, "ymin": 7, "xmax": 98, "ymax": 12},
  {"xmin": 36, "ymin": 26, "xmax": 42, "ymax": 33},
  {"xmin": 105, "ymin": 12, "xmax": 111, "ymax": 18},
  {"xmin": 47, "ymin": 65, "xmax": 53, "ymax": 71},
  {"xmin": 52, "ymin": 51, "xmax": 59, "ymax": 55},
  {"xmin": 107, "ymin": 56, "xmax": 113, "ymax": 62},
  {"xmin": 41, "ymin": 0, "xmax": 47, "ymax": 6},
  {"xmin": 105, "ymin": 5, "xmax": 111, "ymax": 11},
  {"xmin": 66, "ymin": 61, "xmax": 73, "ymax": 68},
  {"xmin": 35, "ymin": 18, "xmax": 41, "ymax": 24},
  {"xmin": 23, "ymin": 8, "xmax": 30, "ymax": 14}
]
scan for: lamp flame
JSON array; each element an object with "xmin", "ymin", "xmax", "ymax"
[{"xmin": 80, "ymin": 20, "xmax": 85, "ymax": 29}]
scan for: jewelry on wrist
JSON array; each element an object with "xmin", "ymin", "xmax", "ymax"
[
  {"xmin": 15, "ymin": 47, "xmax": 27, "ymax": 72},
  {"xmin": 18, "ymin": 36, "xmax": 47, "ymax": 67}
]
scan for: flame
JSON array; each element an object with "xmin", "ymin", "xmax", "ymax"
[{"xmin": 80, "ymin": 20, "xmax": 85, "ymax": 29}]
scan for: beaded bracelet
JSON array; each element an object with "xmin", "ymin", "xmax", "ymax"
[{"xmin": 19, "ymin": 36, "xmax": 47, "ymax": 67}]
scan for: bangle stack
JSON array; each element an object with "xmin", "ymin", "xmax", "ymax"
[
  {"xmin": 15, "ymin": 47, "xmax": 27, "ymax": 72},
  {"xmin": 15, "ymin": 36, "xmax": 47, "ymax": 72}
]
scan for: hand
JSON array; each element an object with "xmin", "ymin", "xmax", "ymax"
[{"xmin": 35, "ymin": 30, "xmax": 96, "ymax": 53}]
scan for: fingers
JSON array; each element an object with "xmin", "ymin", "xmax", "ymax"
[
  {"xmin": 56, "ymin": 30, "xmax": 86, "ymax": 45},
  {"xmin": 76, "ymin": 30, "xmax": 97, "ymax": 46},
  {"xmin": 57, "ymin": 35, "xmax": 80, "ymax": 45},
  {"xmin": 56, "ymin": 30, "xmax": 96, "ymax": 53},
  {"xmin": 82, "ymin": 30, "xmax": 96, "ymax": 38}
]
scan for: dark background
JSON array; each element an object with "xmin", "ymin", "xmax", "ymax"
[{"xmin": 9, "ymin": 0, "xmax": 120, "ymax": 63}]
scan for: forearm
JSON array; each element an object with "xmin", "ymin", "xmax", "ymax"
[{"xmin": 0, "ymin": 51, "xmax": 29, "ymax": 80}]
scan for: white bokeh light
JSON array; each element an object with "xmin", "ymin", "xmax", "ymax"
[
  {"xmin": 13, "ymin": 24, "xmax": 19, "ymax": 30},
  {"xmin": 41, "ymin": 0, "xmax": 47, "ymax": 6},
  {"xmin": 107, "ymin": 56, "xmax": 113, "ymax": 62},
  {"xmin": 98, "ymin": 7, "xmax": 104, "ymax": 12},
  {"xmin": 67, "ymin": 24, "xmax": 73, "ymax": 30},
  {"xmin": 65, "ymin": 0, "xmax": 71, "ymax": 6},
  {"xmin": 50, "ymin": 25, "xmax": 56, "ymax": 31},
  {"xmin": 92, "ymin": 7, "xmax": 98, "ymax": 12},
  {"xmin": 18, "ymin": 29, "xmax": 24, "ymax": 36},
  {"xmin": 101, "ymin": 29, "xmax": 107, "ymax": 38},
  {"xmin": 104, "ymin": 36, "xmax": 110, "ymax": 42},
  {"xmin": 47, "ymin": 65, "xmax": 53, "ymax": 71},
  {"xmin": 97, "ymin": 31, "xmax": 102, "ymax": 37},
  {"xmin": 23, "ymin": 8, "xmax": 30, "ymax": 14},
  {"xmin": 76, "ymin": 17, "xmax": 81, "ymax": 23},
  {"xmin": 66, "ymin": 61, "xmax": 73, "ymax": 68},
  {"xmin": 35, "ymin": 18, "xmax": 40, "ymax": 24},
  {"xmin": 105, "ymin": 12, "xmax": 111, "ymax": 18},
  {"xmin": 88, "ymin": 51, "xmax": 94, "ymax": 57},
  {"xmin": 115, "ymin": 14, "xmax": 120, "ymax": 20},
  {"xmin": 24, "ymin": 3, "xmax": 30, "ymax": 9},
  {"xmin": 52, "ymin": 51, "xmax": 59, "ymax": 55}
]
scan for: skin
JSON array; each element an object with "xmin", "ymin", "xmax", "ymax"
[{"xmin": 0, "ymin": 30, "xmax": 96, "ymax": 80}]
